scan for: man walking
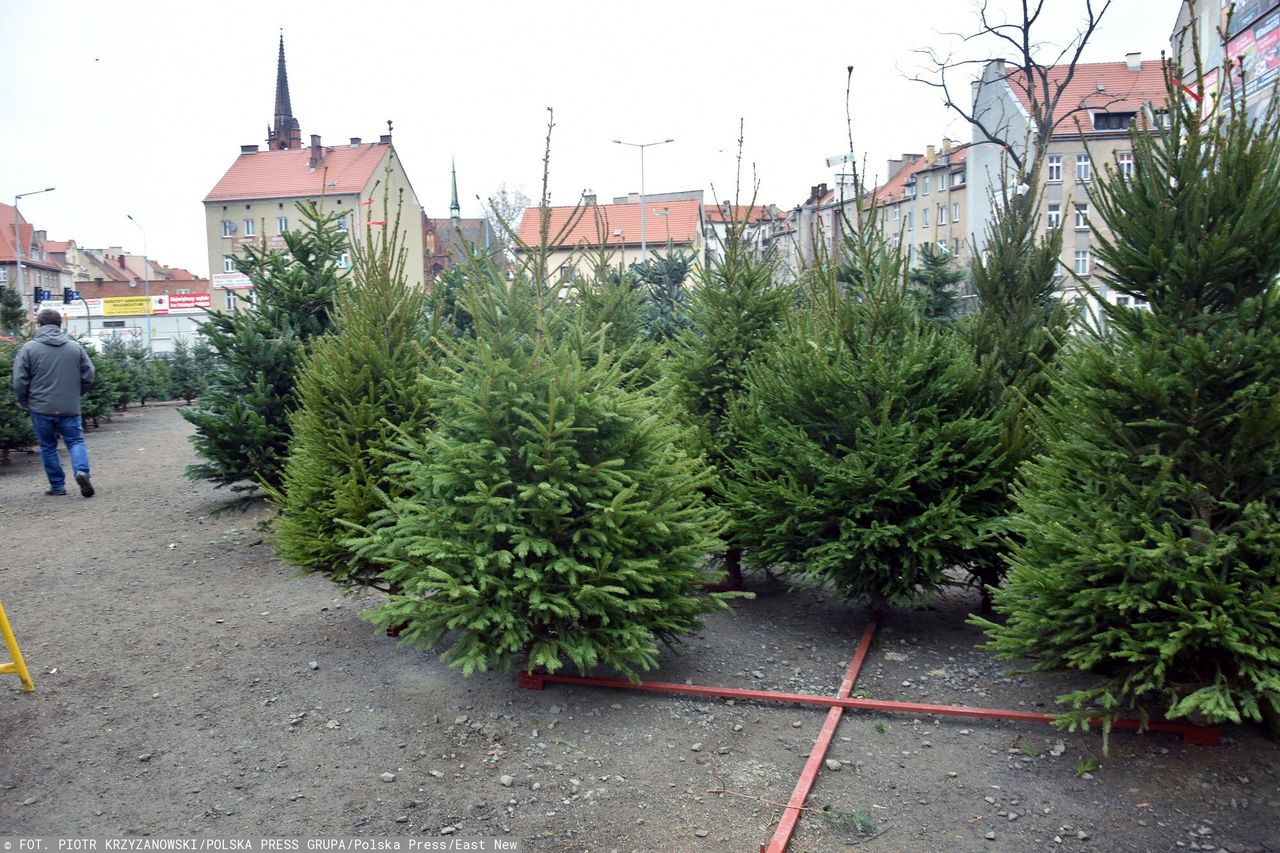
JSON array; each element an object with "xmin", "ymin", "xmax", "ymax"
[{"xmin": 11, "ymin": 307, "xmax": 96, "ymax": 497}]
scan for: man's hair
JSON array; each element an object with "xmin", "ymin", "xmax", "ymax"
[{"xmin": 35, "ymin": 308, "xmax": 63, "ymax": 327}]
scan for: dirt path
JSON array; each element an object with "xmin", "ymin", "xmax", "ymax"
[{"xmin": 2, "ymin": 407, "xmax": 1278, "ymax": 851}]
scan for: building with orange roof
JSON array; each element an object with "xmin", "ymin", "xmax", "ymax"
[
  {"xmin": 512, "ymin": 195, "xmax": 704, "ymax": 282},
  {"xmin": 703, "ymin": 201, "xmax": 784, "ymax": 266},
  {"xmin": 202, "ymin": 36, "xmax": 424, "ymax": 309},
  {"xmin": 967, "ymin": 54, "xmax": 1170, "ymax": 314},
  {"xmin": 1, "ymin": 202, "xmax": 66, "ymax": 317}
]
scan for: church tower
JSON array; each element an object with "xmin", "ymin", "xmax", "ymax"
[
  {"xmin": 266, "ymin": 33, "xmax": 302, "ymax": 150},
  {"xmin": 449, "ymin": 157, "xmax": 461, "ymax": 222}
]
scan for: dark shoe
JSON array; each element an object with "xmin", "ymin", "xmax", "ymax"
[
  {"xmin": 74, "ymin": 472, "xmax": 95, "ymax": 498},
  {"xmin": 45, "ymin": 487, "xmax": 67, "ymax": 496}
]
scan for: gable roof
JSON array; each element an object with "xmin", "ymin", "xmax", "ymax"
[
  {"xmin": 514, "ymin": 198, "xmax": 703, "ymax": 248},
  {"xmin": 1002, "ymin": 59, "xmax": 1168, "ymax": 133},
  {"xmin": 203, "ymin": 142, "xmax": 391, "ymax": 203},
  {"xmin": 705, "ymin": 203, "xmax": 774, "ymax": 225},
  {"xmin": 869, "ymin": 147, "xmax": 967, "ymax": 206}
]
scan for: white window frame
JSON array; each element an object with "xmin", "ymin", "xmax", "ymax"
[
  {"xmin": 336, "ymin": 217, "xmax": 349, "ymax": 232},
  {"xmin": 952, "ymin": 202, "xmax": 960, "ymax": 222},
  {"xmin": 1118, "ymin": 152, "xmax": 1134, "ymax": 179},
  {"xmin": 277, "ymin": 216, "xmax": 289, "ymax": 233},
  {"xmin": 223, "ymin": 255, "xmax": 236, "ymax": 273},
  {"xmin": 1075, "ymin": 204, "xmax": 1090, "ymax": 229},
  {"xmin": 1047, "ymin": 203, "xmax": 1062, "ymax": 229},
  {"xmin": 223, "ymin": 291, "xmax": 236, "ymax": 311},
  {"xmin": 938, "ymin": 172, "xmax": 947, "ymax": 190},
  {"xmin": 243, "ymin": 218, "xmax": 256, "ymax": 237},
  {"xmin": 938, "ymin": 204, "xmax": 948, "ymax": 225},
  {"xmin": 1074, "ymin": 249, "xmax": 1091, "ymax": 275},
  {"xmin": 892, "ymin": 206, "xmax": 900, "ymax": 221},
  {"xmin": 221, "ymin": 220, "xmax": 235, "ymax": 237},
  {"xmin": 1047, "ymin": 155, "xmax": 1062, "ymax": 183},
  {"xmin": 922, "ymin": 207, "xmax": 930, "ymax": 228},
  {"xmin": 922, "ymin": 176, "xmax": 931, "ymax": 195},
  {"xmin": 1076, "ymin": 154, "xmax": 1092, "ymax": 182},
  {"xmin": 907, "ymin": 210, "xmax": 914, "ymax": 231}
]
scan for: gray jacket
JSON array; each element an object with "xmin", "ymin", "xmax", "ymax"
[{"xmin": 12, "ymin": 324, "xmax": 96, "ymax": 416}]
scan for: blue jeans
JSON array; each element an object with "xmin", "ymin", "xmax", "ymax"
[{"xmin": 30, "ymin": 412, "xmax": 91, "ymax": 490}]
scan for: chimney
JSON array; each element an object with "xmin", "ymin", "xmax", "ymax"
[
  {"xmin": 308, "ymin": 134, "xmax": 322, "ymax": 170},
  {"xmin": 583, "ymin": 191, "xmax": 597, "ymax": 205},
  {"xmin": 379, "ymin": 134, "xmax": 392, "ymax": 144},
  {"xmin": 349, "ymin": 137, "xmax": 362, "ymax": 147},
  {"xmin": 926, "ymin": 144, "xmax": 936, "ymax": 164},
  {"xmin": 1125, "ymin": 52, "xmax": 1141, "ymax": 71},
  {"xmin": 241, "ymin": 144, "xmax": 259, "ymax": 154}
]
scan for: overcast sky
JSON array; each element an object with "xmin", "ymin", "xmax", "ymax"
[{"xmin": 5, "ymin": 0, "xmax": 1176, "ymax": 278}]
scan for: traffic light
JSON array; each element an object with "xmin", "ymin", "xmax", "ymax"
[
  {"xmin": 62, "ymin": 287, "xmax": 73, "ymax": 304},
  {"xmin": 34, "ymin": 288, "xmax": 43, "ymax": 304}
]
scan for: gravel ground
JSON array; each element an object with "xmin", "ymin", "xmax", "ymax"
[{"xmin": 2, "ymin": 406, "xmax": 1278, "ymax": 852}]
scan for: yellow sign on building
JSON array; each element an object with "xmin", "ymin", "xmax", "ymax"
[{"xmin": 102, "ymin": 296, "xmax": 152, "ymax": 316}]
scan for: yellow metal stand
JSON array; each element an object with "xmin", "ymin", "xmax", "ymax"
[{"xmin": 0, "ymin": 601, "xmax": 35, "ymax": 692}]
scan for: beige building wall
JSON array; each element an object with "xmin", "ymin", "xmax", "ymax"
[{"xmin": 203, "ymin": 148, "xmax": 424, "ymax": 311}]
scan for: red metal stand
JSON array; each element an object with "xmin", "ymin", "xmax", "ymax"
[{"xmin": 516, "ymin": 613, "xmax": 1220, "ymax": 851}]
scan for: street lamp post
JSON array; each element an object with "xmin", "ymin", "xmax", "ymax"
[
  {"xmin": 612, "ymin": 138, "xmax": 673, "ymax": 264},
  {"xmin": 126, "ymin": 214, "xmax": 151, "ymax": 353},
  {"xmin": 13, "ymin": 187, "xmax": 56, "ymax": 317}
]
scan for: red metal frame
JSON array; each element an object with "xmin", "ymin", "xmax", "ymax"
[{"xmin": 516, "ymin": 614, "xmax": 1220, "ymax": 851}]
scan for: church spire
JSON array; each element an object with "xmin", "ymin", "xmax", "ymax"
[
  {"xmin": 449, "ymin": 157, "xmax": 461, "ymax": 222},
  {"xmin": 267, "ymin": 31, "xmax": 302, "ymax": 150}
]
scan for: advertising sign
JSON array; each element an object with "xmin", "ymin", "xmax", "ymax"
[
  {"xmin": 102, "ymin": 296, "xmax": 152, "ymax": 316},
  {"xmin": 1228, "ymin": 7, "xmax": 1280, "ymax": 99},
  {"xmin": 169, "ymin": 293, "xmax": 212, "ymax": 311},
  {"xmin": 213, "ymin": 272, "xmax": 253, "ymax": 290}
]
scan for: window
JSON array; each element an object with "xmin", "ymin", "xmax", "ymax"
[
  {"xmin": 1117, "ymin": 295, "xmax": 1131, "ymax": 306},
  {"xmin": 223, "ymin": 255, "xmax": 236, "ymax": 273},
  {"xmin": 1076, "ymin": 154, "xmax": 1092, "ymax": 182},
  {"xmin": 907, "ymin": 210, "xmax": 914, "ymax": 230},
  {"xmin": 176, "ymin": 288, "xmax": 190, "ymax": 295},
  {"xmin": 1047, "ymin": 203, "xmax": 1062, "ymax": 229},
  {"xmin": 905, "ymin": 182, "xmax": 916, "ymax": 199},
  {"xmin": 1074, "ymin": 250, "xmax": 1091, "ymax": 275},
  {"xmin": 102, "ymin": 319, "xmax": 125, "ymax": 328},
  {"xmin": 952, "ymin": 170, "xmax": 964, "ymax": 186},
  {"xmin": 922, "ymin": 176, "xmax": 931, "ymax": 195},
  {"xmin": 892, "ymin": 206, "xmax": 900, "ymax": 221},
  {"xmin": 340, "ymin": 252, "xmax": 351, "ymax": 269},
  {"xmin": 952, "ymin": 202, "xmax": 960, "ymax": 222},
  {"xmin": 938, "ymin": 172, "xmax": 947, "ymax": 190},
  {"xmin": 336, "ymin": 217, "xmax": 348, "ymax": 232},
  {"xmin": 923, "ymin": 207, "xmax": 931, "ymax": 227},
  {"xmin": 952, "ymin": 237, "xmax": 961, "ymax": 254},
  {"xmin": 223, "ymin": 291, "xmax": 236, "ymax": 311},
  {"xmin": 243, "ymin": 218, "xmax": 256, "ymax": 237},
  {"xmin": 938, "ymin": 204, "xmax": 948, "ymax": 225},
  {"xmin": 908, "ymin": 244, "xmax": 915, "ymax": 266},
  {"xmin": 1047, "ymin": 155, "xmax": 1062, "ymax": 182},
  {"xmin": 221, "ymin": 220, "xmax": 235, "ymax": 237},
  {"xmin": 1075, "ymin": 204, "xmax": 1090, "ymax": 229},
  {"xmin": 0, "ymin": 268, "xmax": 6, "ymax": 282},
  {"xmin": 277, "ymin": 216, "xmax": 288, "ymax": 233},
  {"xmin": 1094, "ymin": 112, "xmax": 1135, "ymax": 130},
  {"xmin": 1118, "ymin": 152, "xmax": 1134, "ymax": 179}
]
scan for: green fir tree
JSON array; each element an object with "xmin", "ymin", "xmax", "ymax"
[
  {"xmin": 181, "ymin": 201, "xmax": 346, "ymax": 490},
  {"xmin": 167, "ymin": 339, "xmax": 203, "ymax": 404},
  {"xmin": 0, "ymin": 340, "xmax": 35, "ymax": 463},
  {"xmin": 269, "ymin": 210, "xmax": 436, "ymax": 588},
  {"xmin": 978, "ymin": 66, "xmax": 1280, "ymax": 735},
  {"xmin": 0, "ymin": 287, "xmax": 26, "ymax": 337},
  {"xmin": 354, "ymin": 269, "xmax": 730, "ymax": 678},
  {"xmin": 667, "ymin": 207, "xmax": 791, "ymax": 586},
  {"xmin": 729, "ymin": 227, "xmax": 1003, "ymax": 608},
  {"xmin": 910, "ymin": 243, "xmax": 965, "ymax": 320}
]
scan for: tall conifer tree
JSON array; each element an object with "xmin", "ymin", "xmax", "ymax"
[{"xmin": 978, "ymin": 63, "xmax": 1280, "ymax": 734}]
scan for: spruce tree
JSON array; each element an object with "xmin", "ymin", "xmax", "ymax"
[
  {"xmin": 978, "ymin": 68, "xmax": 1280, "ymax": 734},
  {"xmin": 667, "ymin": 210, "xmax": 791, "ymax": 586},
  {"xmin": 633, "ymin": 248, "xmax": 695, "ymax": 342},
  {"xmin": 0, "ymin": 287, "xmax": 25, "ymax": 337},
  {"xmin": 728, "ymin": 228, "xmax": 1003, "ymax": 608},
  {"xmin": 167, "ymin": 339, "xmax": 203, "ymax": 404},
  {"xmin": 910, "ymin": 244, "xmax": 965, "ymax": 320},
  {"xmin": 0, "ymin": 340, "xmax": 34, "ymax": 463},
  {"xmin": 268, "ymin": 211, "xmax": 435, "ymax": 588},
  {"xmin": 964, "ymin": 175, "xmax": 1070, "ymax": 602},
  {"xmin": 352, "ymin": 115, "xmax": 731, "ymax": 676},
  {"xmin": 181, "ymin": 202, "xmax": 346, "ymax": 490}
]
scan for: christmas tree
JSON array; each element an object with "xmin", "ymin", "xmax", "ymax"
[
  {"xmin": 0, "ymin": 340, "xmax": 35, "ymax": 463},
  {"xmin": 0, "ymin": 287, "xmax": 26, "ymax": 338},
  {"xmin": 167, "ymin": 338, "xmax": 204, "ymax": 404},
  {"xmin": 667, "ymin": 204, "xmax": 791, "ymax": 586},
  {"xmin": 729, "ymin": 226, "xmax": 1003, "ymax": 608},
  {"xmin": 909, "ymin": 243, "xmax": 965, "ymax": 320},
  {"xmin": 269, "ymin": 205, "xmax": 435, "ymax": 588},
  {"xmin": 978, "ymin": 63, "xmax": 1280, "ymax": 734},
  {"xmin": 182, "ymin": 201, "xmax": 346, "ymax": 491}
]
